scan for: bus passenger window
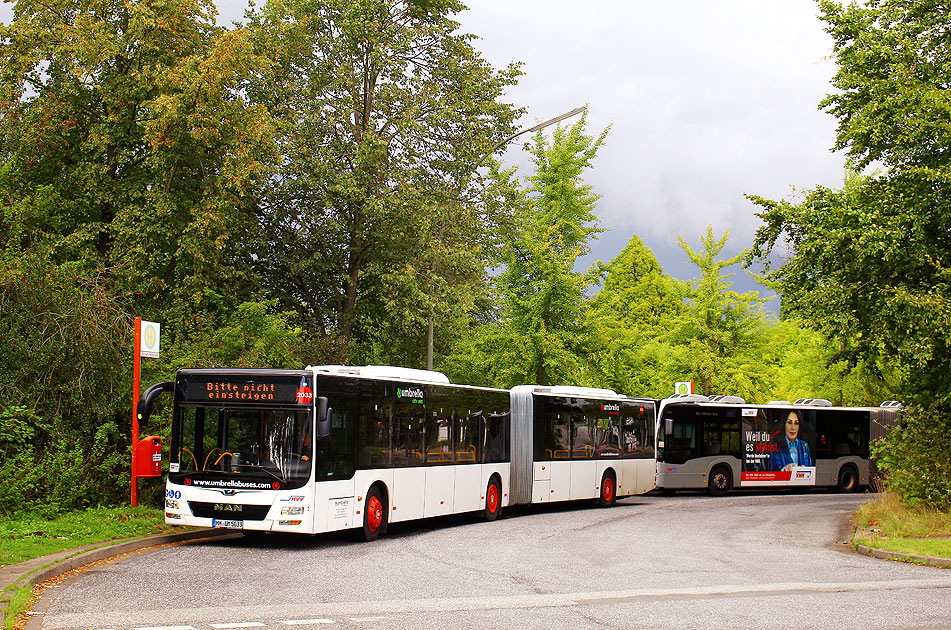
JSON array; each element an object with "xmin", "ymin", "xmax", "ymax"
[
  {"xmin": 483, "ymin": 409, "xmax": 509, "ymax": 463},
  {"xmin": 572, "ymin": 415, "xmax": 593, "ymax": 459},
  {"xmin": 358, "ymin": 401, "xmax": 390, "ymax": 467},
  {"xmin": 455, "ymin": 411, "xmax": 479, "ymax": 463},
  {"xmin": 596, "ymin": 416, "xmax": 619, "ymax": 456},
  {"xmin": 424, "ymin": 412, "xmax": 451, "ymax": 463},
  {"xmin": 392, "ymin": 412, "xmax": 424, "ymax": 467}
]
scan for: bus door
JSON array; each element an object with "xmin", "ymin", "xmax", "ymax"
[
  {"xmin": 313, "ymin": 384, "xmax": 357, "ymax": 531},
  {"xmin": 391, "ymin": 387, "xmax": 426, "ymax": 520},
  {"xmin": 658, "ymin": 406, "xmax": 699, "ymax": 488}
]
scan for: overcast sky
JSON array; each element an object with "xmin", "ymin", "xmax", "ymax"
[
  {"xmin": 455, "ymin": 1, "xmax": 845, "ymax": 285},
  {"xmin": 1, "ymin": 1, "xmax": 844, "ymax": 288}
]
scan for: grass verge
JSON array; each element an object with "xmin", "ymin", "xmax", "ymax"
[
  {"xmin": 0, "ymin": 506, "xmax": 177, "ymax": 566},
  {"xmin": 4, "ymin": 584, "xmax": 33, "ymax": 630},
  {"xmin": 2, "ymin": 506, "xmax": 184, "ymax": 630},
  {"xmin": 853, "ymin": 493, "xmax": 951, "ymax": 560}
]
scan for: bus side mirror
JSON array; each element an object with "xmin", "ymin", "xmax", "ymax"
[
  {"xmin": 665, "ymin": 418, "xmax": 673, "ymax": 435},
  {"xmin": 137, "ymin": 382, "xmax": 174, "ymax": 425},
  {"xmin": 316, "ymin": 396, "xmax": 331, "ymax": 441}
]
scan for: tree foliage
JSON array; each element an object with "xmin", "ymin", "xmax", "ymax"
[
  {"xmin": 0, "ymin": 0, "xmax": 526, "ymax": 514},
  {"xmin": 751, "ymin": 1, "xmax": 951, "ymax": 404},
  {"xmin": 586, "ymin": 235, "xmax": 687, "ymax": 396},
  {"xmin": 0, "ymin": 0, "xmax": 276, "ymax": 330},
  {"xmin": 672, "ymin": 227, "xmax": 771, "ymax": 399},
  {"xmin": 0, "ymin": 254, "xmax": 130, "ymax": 515},
  {"xmin": 447, "ymin": 115, "xmax": 608, "ymax": 387},
  {"xmin": 751, "ymin": 0, "xmax": 951, "ymax": 507},
  {"xmin": 247, "ymin": 0, "xmax": 521, "ymax": 360},
  {"xmin": 873, "ymin": 405, "xmax": 951, "ymax": 511},
  {"xmin": 818, "ymin": 0, "xmax": 951, "ymax": 176}
]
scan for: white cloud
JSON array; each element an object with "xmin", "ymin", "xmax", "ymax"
[{"xmin": 459, "ymin": 0, "xmax": 846, "ymax": 259}]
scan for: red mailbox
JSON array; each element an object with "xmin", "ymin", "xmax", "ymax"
[{"xmin": 135, "ymin": 436, "xmax": 162, "ymax": 477}]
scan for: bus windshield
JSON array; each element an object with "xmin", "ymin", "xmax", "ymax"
[{"xmin": 172, "ymin": 406, "xmax": 313, "ymax": 487}]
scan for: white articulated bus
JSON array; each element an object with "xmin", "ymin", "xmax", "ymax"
[
  {"xmin": 654, "ymin": 394, "xmax": 900, "ymax": 496},
  {"xmin": 139, "ymin": 366, "xmax": 656, "ymax": 541}
]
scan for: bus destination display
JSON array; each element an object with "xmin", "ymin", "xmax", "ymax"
[{"xmin": 178, "ymin": 371, "xmax": 313, "ymax": 406}]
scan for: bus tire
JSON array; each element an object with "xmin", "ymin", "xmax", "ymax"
[
  {"xmin": 708, "ymin": 466, "xmax": 732, "ymax": 497},
  {"xmin": 484, "ymin": 476, "xmax": 502, "ymax": 521},
  {"xmin": 362, "ymin": 486, "xmax": 386, "ymax": 541},
  {"xmin": 837, "ymin": 465, "xmax": 859, "ymax": 493},
  {"xmin": 598, "ymin": 470, "xmax": 617, "ymax": 507}
]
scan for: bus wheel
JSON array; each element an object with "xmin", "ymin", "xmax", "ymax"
[
  {"xmin": 362, "ymin": 487, "xmax": 386, "ymax": 541},
  {"xmin": 837, "ymin": 465, "xmax": 859, "ymax": 493},
  {"xmin": 708, "ymin": 466, "xmax": 732, "ymax": 497},
  {"xmin": 598, "ymin": 471, "xmax": 617, "ymax": 507},
  {"xmin": 484, "ymin": 477, "xmax": 502, "ymax": 521}
]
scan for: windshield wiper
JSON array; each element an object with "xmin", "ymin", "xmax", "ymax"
[{"xmin": 233, "ymin": 463, "xmax": 285, "ymax": 482}]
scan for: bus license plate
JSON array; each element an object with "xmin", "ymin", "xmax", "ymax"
[{"xmin": 212, "ymin": 519, "xmax": 243, "ymax": 529}]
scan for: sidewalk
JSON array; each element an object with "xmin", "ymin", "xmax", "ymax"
[{"xmin": 0, "ymin": 529, "xmax": 232, "ymax": 624}]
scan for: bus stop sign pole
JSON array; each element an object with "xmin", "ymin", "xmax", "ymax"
[
  {"xmin": 132, "ymin": 317, "xmax": 141, "ymax": 507},
  {"xmin": 132, "ymin": 318, "xmax": 161, "ymax": 507}
]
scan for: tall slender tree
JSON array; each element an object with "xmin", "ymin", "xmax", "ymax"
[
  {"xmin": 674, "ymin": 227, "xmax": 770, "ymax": 399},
  {"xmin": 447, "ymin": 114, "xmax": 608, "ymax": 387}
]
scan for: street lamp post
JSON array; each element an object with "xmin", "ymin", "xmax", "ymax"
[{"xmin": 426, "ymin": 105, "xmax": 588, "ymax": 371}]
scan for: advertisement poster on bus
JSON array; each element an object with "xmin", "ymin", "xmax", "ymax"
[{"xmin": 740, "ymin": 408, "xmax": 817, "ymax": 486}]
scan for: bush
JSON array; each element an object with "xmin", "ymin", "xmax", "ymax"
[
  {"xmin": 0, "ymin": 423, "xmax": 131, "ymax": 518},
  {"xmin": 873, "ymin": 404, "xmax": 951, "ymax": 511}
]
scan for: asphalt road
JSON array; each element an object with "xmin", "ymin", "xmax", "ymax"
[{"xmin": 32, "ymin": 491, "xmax": 951, "ymax": 629}]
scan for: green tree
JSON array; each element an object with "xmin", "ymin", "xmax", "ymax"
[
  {"xmin": 751, "ymin": 172, "xmax": 950, "ymax": 400},
  {"xmin": 751, "ymin": 1, "xmax": 951, "ymax": 402},
  {"xmin": 751, "ymin": 0, "xmax": 951, "ymax": 507},
  {"xmin": 446, "ymin": 115, "xmax": 608, "ymax": 388},
  {"xmin": 247, "ymin": 0, "xmax": 521, "ymax": 361},
  {"xmin": 0, "ymin": 0, "xmax": 276, "ymax": 330},
  {"xmin": 0, "ymin": 253, "xmax": 132, "ymax": 514},
  {"xmin": 673, "ymin": 227, "xmax": 771, "ymax": 400},
  {"xmin": 586, "ymin": 235, "xmax": 688, "ymax": 396},
  {"xmin": 819, "ymin": 0, "xmax": 951, "ymax": 176},
  {"xmin": 760, "ymin": 318, "xmax": 891, "ymax": 406}
]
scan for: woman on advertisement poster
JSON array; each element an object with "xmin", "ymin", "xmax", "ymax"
[{"xmin": 770, "ymin": 410, "xmax": 812, "ymax": 471}]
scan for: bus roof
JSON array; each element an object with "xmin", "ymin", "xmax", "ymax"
[
  {"xmin": 308, "ymin": 364, "xmax": 451, "ymax": 384},
  {"xmin": 658, "ymin": 397, "xmax": 902, "ymax": 412}
]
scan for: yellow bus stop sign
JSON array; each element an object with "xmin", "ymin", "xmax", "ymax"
[{"xmin": 141, "ymin": 320, "xmax": 161, "ymax": 358}]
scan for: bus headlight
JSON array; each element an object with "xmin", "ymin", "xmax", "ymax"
[{"xmin": 281, "ymin": 506, "xmax": 304, "ymax": 515}]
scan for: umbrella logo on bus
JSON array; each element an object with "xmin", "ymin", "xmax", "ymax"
[
  {"xmin": 296, "ymin": 386, "xmax": 313, "ymax": 405},
  {"xmin": 397, "ymin": 387, "xmax": 424, "ymax": 404}
]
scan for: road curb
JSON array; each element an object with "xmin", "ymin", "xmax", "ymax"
[
  {"xmin": 1, "ymin": 528, "xmax": 232, "ymax": 625},
  {"xmin": 853, "ymin": 542, "xmax": 951, "ymax": 569}
]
